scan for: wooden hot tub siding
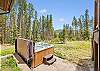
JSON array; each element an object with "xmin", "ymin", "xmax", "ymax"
[
  {"xmin": 32, "ymin": 47, "xmax": 54, "ymax": 68},
  {"xmin": 16, "ymin": 38, "xmax": 54, "ymax": 68}
]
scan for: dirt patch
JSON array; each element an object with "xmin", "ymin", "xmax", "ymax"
[{"xmin": 1, "ymin": 44, "xmax": 14, "ymax": 50}]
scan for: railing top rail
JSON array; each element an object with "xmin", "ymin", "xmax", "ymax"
[{"xmin": 93, "ymin": 29, "xmax": 100, "ymax": 33}]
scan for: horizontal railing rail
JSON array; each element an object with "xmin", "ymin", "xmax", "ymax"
[{"xmin": 93, "ymin": 29, "xmax": 100, "ymax": 33}]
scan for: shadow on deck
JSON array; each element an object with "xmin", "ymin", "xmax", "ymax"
[{"xmin": 75, "ymin": 58, "xmax": 94, "ymax": 71}]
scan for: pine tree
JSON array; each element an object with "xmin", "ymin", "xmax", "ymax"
[
  {"xmin": 69, "ymin": 26, "xmax": 73, "ymax": 40},
  {"xmin": 41, "ymin": 15, "xmax": 46, "ymax": 40},
  {"xmin": 49, "ymin": 14, "xmax": 54, "ymax": 39},
  {"xmin": 84, "ymin": 9, "xmax": 90, "ymax": 40},
  {"xmin": 81, "ymin": 15, "xmax": 86, "ymax": 40},
  {"xmin": 65, "ymin": 24, "xmax": 69, "ymax": 39},
  {"xmin": 17, "ymin": 0, "xmax": 27, "ymax": 38},
  {"xmin": 46, "ymin": 15, "xmax": 49, "ymax": 40},
  {"xmin": 59, "ymin": 31, "xmax": 63, "ymax": 43},
  {"xmin": 21, "ymin": 0, "xmax": 28, "ymax": 38},
  {"xmin": 17, "ymin": 0, "xmax": 23, "ymax": 37},
  {"xmin": 32, "ymin": 11, "xmax": 39, "ymax": 42},
  {"xmin": 0, "ymin": 15, "xmax": 7, "ymax": 44},
  {"xmin": 26, "ymin": 3, "xmax": 34, "ymax": 39},
  {"xmin": 38, "ymin": 16, "xmax": 42, "ymax": 41},
  {"xmin": 90, "ymin": 16, "xmax": 93, "ymax": 32},
  {"xmin": 0, "ymin": 0, "xmax": 56, "ymax": 44},
  {"xmin": 78, "ymin": 16, "xmax": 83, "ymax": 40},
  {"xmin": 10, "ymin": 7, "xmax": 18, "ymax": 44},
  {"xmin": 63, "ymin": 24, "xmax": 67, "ymax": 43},
  {"xmin": 72, "ymin": 16, "xmax": 78, "ymax": 39}
]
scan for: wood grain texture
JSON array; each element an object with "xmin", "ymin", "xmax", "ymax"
[{"xmin": 32, "ymin": 48, "xmax": 53, "ymax": 68}]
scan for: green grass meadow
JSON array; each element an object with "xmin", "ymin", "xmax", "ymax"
[
  {"xmin": 54, "ymin": 41, "xmax": 92, "ymax": 64},
  {"xmin": 0, "ymin": 48, "xmax": 15, "ymax": 56},
  {"xmin": 1, "ymin": 57, "xmax": 20, "ymax": 71}
]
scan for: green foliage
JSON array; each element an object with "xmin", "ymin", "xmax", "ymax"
[
  {"xmin": 0, "ymin": 0, "xmax": 93, "ymax": 45},
  {"xmin": 50, "ymin": 38, "xmax": 60, "ymax": 43},
  {"xmin": 89, "ymin": 16, "xmax": 93, "ymax": 32},
  {"xmin": 41, "ymin": 15, "xmax": 46, "ymax": 40},
  {"xmin": 68, "ymin": 9, "xmax": 93, "ymax": 41},
  {"xmin": 54, "ymin": 41, "xmax": 91, "ymax": 64},
  {"xmin": 72, "ymin": 16, "xmax": 78, "ymax": 37},
  {"xmin": 0, "ymin": 48, "xmax": 15, "ymax": 56},
  {"xmin": 48, "ymin": 14, "xmax": 54, "ymax": 39},
  {"xmin": 58, "ymin": 24, "xmax": 67, "ymax": 43},
  {"xmin": 84, "ymin": 9, "xmax": 90, "ymax": 40},
  {"xmin": 62, "ymin": 24, "xmax": 67, "ymax": 43},
  {"xmin": 26, "ymin": 3, "xmax": 34, "ymax": 39},
  {"xmin": 54, "ymin": 31, "xmax": 57, "ymax": 38},
  {"xmin": 40, "ymin": 14, "xmax": 54, "ymax": 41},
  {"xmin": 32, "ymin": 11, "xmax": 39, "ymax": 42},
  {"xmin": 59, "ymin": 31, "xmax": 64, "ymax": 43},
  {"xmin": 68, "ymin": 26, "xmax": 73, "ymax": 40},
  {"xmin": 54, "ymin": 51, "xmax": 66, "ymax": 59},
  {"xmin": 10, "ymin": 8, "xmax": 18, "ymax": 44},
  {"xmin": 78, "ymin": 16, "xmax": 83, "ymax": 40},
  {"xmin": 1, "ymin": 56, "xmax": 20, "ymax": 71}
]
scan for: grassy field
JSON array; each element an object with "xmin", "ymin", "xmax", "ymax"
[
  {"xmin": 54, "ymin": 41, "xmax": 92, "ymax": 65},
  {"xmin": 0, "ymin": 48, "xmax": 15, "ymax": 56},
  {"xmin": 0, "ymin": 45, "xmax": 15, "ymax": 56},
  {"xmin": 1, "ymin": 56, "xmax": 20, "ymax": 71}
]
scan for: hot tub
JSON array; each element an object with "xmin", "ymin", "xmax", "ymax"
[{"xmin": 16, "ymin": 38, "xmax": 54, "ymax": 68}]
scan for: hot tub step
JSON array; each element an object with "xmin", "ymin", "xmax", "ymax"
[
  {"xmin": 43, "ymin": 54, "xmax": 56, "ymax": 65},
  {"xmin": 46, "ymin": 58, "xmax": 56, "ymax": 65},
  {"xmin": 44, "ymin": 54, "xmax": 53, "ymax": 61}
]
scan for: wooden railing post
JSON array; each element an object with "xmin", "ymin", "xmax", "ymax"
[{"xmin": 94, "ymin": 0, "xmax": 100, "ymax": 71}]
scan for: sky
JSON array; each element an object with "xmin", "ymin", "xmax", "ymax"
[{"xmin": 28, "ymin": 0, "xmax": 94, "ymax": 30}]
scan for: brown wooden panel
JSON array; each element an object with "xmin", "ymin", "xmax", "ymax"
[
  {"xmin": 32, "ymin": 47, "xmax": 54, "ymax": 68},
  {"xmin": 44, "ymin": 48, "xmax": 53, "ymax": 56},
  {"xmin": 34, "ymin": 51, "xmax": 44, "ymax": 67},
  {"xmin": 93, "ymin": 41, "xmax": 98, "ymax": 71},
  {"xmin": 94, "ymin": 0, "xmax": 99, "ymax": 29},
  {"xmin": 17, "ymin": 38, "xmax": 32, "ymax": 61},
  {"xmin": 17, "ymin": 38, "xmax": 29, "ymax": 60},
  {"xmin": 0, "ymin": 0, "xmax": 14, "ymax": 11},
  {"xmin": 48, "ymin": 48, "xmax": 53, "ymax": 54},
  {"xmin": 94, "ymin": 0, "xmax": 100, "ymax": 71}
]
